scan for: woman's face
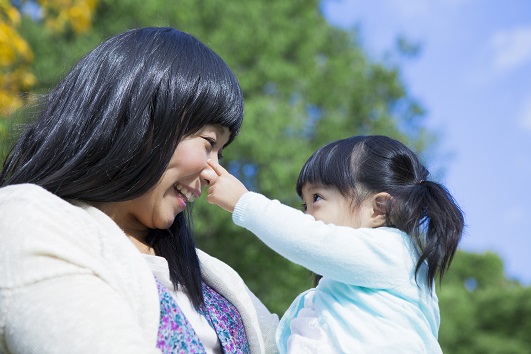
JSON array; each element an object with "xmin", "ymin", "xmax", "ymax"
[{"xmin": 100, "ymin": 124, "xmax": 231, "ymax": 245}]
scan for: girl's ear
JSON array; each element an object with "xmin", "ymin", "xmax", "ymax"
[{"xmin": 370, "ymin": 192, "xmax": 392, "ymax": 227}]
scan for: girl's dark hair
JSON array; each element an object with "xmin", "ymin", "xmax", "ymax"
[
  {"xmin": 297, "ymin": 135, "xmax": 464, "ymax": 289},
  {"xmin": 0, "ymin": 27, "xmax": 244, "ymax": 308}
]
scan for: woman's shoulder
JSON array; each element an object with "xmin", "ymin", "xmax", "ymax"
[
  {"xmin": 0, "ymin": 183, "xmax": 59, "ymax": 203},
  {"xmin": 197, "ymin": 249, "xmax": 255, "ymax": 287},
  {"xmin": 0, "ymin": 184, "xmax": 106, "ymax": 287},
  {"xmin": 197, "ymin": 249, "xmax": 241, "ymax": 282},
  {"xmin": 0, "ymin": 183, "xmax": 96, "ymax": 232},
  {"xmin": 0, "ymin": 184, "xmax": 79, "ymax": 226},
  {"xmin": 196, "ymin": 249, "xmax": 280, "ymax": 354}
]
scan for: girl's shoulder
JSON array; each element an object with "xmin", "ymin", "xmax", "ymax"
[{"xmin": 350, "ymin": 226, "xmax": 410, "ymax": 243}]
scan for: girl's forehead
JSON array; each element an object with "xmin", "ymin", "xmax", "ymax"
[{"xmin": 301, "ymin": 183, "xmax": 337, "ymax": 194}]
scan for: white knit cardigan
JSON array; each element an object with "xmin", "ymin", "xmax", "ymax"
[{"xmin": 0, "ymin": 184, "xmax": 278, "ymax": 354}]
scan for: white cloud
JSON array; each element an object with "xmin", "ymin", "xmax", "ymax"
[{"xmin": 491, "ymin": 26, "xmax": 531, "ymax": 72}]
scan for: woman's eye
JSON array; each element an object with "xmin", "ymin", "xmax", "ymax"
[
  {"xmin": 312, "ymin": 194, "xmax": 322, "ymax": 203},
  {"xmin": 202, "ymin": 137, "xmax": 224, "ymax": 159},
  {"xmin": 203, "ymin": 137, "xmax": 216, "ymax": 148}
]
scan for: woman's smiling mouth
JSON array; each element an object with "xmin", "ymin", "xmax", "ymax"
[{"xmin": 174, "ymin": 183, "xmax": 197, "ymax": 203}]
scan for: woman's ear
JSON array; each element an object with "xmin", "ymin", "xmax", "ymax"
[{"xmin": 370, "ymin": 192, "xmax": 392, "ymax": 227}]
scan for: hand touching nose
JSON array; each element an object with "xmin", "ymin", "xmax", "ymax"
[
  {"xmin": 204, "ymin": 160, "xmax": 249, "ymax": 213},
  {"xmin": 200, "ymin": 168, "xmax": 218, "ymax": 187}
]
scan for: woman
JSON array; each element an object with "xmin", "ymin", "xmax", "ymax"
[{"xmin": 0, "ymin": 27, "xmax": 278, "ymax": 353}]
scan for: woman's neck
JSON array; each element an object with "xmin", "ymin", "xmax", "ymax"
[
  {"xmin": 90, "ymin": 201, "xmax": 156, "ymax": 255},
  {"xmin": 127, "ymin": 234, "xmax": 157, "ymax": 255}
]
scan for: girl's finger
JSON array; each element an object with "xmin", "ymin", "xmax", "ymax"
[{"xmin": 207, "ymin": 159, "xmax": 228, "ymax": 176}]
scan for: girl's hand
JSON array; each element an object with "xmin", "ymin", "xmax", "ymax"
[{"xmin": 204, "ymin": 160, "xmax": 249, "ymax": 213}]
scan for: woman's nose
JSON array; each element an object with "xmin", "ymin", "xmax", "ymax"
[
  {"xmin": 200, "ymin": 165, "xmax": 217, "ymax": 188},
  {"xmin": 209, "ymin": 154, "xmax": 219, "ymax": 165}
]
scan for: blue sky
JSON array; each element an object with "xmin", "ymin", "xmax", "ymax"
[{"xmin": 322, "ymin": 0, "xmax": 531, "ymax": 285}]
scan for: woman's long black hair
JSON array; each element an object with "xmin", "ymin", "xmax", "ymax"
[
  {"xmin": 296, "ymin": 135, "xmax": 465, "ymax": 289},
  {"xmin": 1, "ymin": 27, "xmax": 244, "ymax": 308}
]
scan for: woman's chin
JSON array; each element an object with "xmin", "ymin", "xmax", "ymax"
[{"xmin": 157, "ymin": 211, "xmax": 182, "ymax": 229}]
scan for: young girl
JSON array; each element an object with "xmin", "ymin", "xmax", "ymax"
[{"xmin": 203, "ymin": 135, "xmax": 464, "ymax": 353}]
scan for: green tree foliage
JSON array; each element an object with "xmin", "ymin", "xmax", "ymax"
[{"xmin": 438, "ymin": 251, "xmax": 531, "ymax": 353}]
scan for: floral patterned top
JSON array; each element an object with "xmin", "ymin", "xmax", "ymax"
[{"xmin": 155, "ymin": 276, "xmax": 250, "ymax": 353}]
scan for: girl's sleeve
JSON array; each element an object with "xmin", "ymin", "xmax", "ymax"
[
  {"xmin": 232, "ymin": 192, "xmax": 412, "ymax": 288},
  {"xmin": 0, "ymin": 185, "xmax": 161, "ymax": 353}
]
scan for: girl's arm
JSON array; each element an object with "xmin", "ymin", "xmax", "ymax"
[{"xmin": 205, "ymin": 162, "xmax": 413, "ymax": 289}]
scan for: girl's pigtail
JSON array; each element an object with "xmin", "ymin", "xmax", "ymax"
[
  {"xmin": 413, "ymin": 181, "xmax": 464, "ymax": 289},
  {"xmin": 298, "ymin": 135, "xmax": 465, "ymax": 290}
]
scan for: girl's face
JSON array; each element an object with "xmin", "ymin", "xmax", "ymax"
[
  {"xmin": 301, "ymin": 183, "xmax": 374, "ymax": 229},
  {"xmin": 98, "ymin": 124, "xmax": 230, "ymax": 249}
]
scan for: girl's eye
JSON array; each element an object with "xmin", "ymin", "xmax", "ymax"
[{"xmin": 312, "ymin": 194, "xmax": 322, "ymax": 203}]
